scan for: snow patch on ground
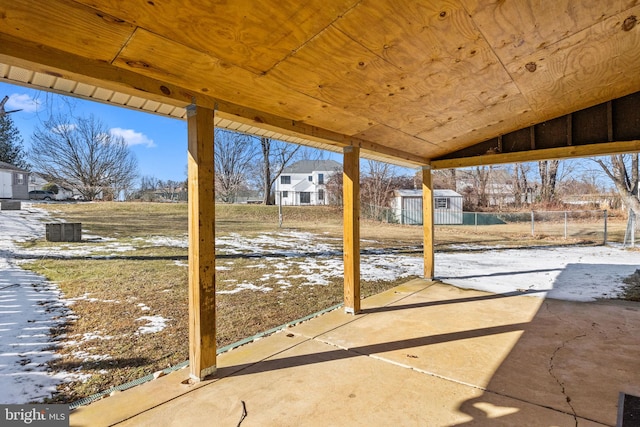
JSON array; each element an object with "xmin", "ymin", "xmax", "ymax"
[
  {"xmin": 137, "ymin": 303, "xmax": 151, "ymax": 312},
  {"xmin": 135, "ymin": 316, "xmax": 169, "ymax": 335},
  {"xmin": 217, "ymin": 282, "xmax": 273, "ymax": 295}
]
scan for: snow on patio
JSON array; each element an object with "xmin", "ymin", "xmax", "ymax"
[
  {"xmin": 0, "ymin": 205, "xmax": 638, "ymax": 404},
  {"xmin": 435, "ymin": 245, "xmax": 639, "ymax": 301}
]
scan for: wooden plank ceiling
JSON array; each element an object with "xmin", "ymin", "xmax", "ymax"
[{"xmin": 1, "ymin": 0, "xmax": 639, "ymax": 167}]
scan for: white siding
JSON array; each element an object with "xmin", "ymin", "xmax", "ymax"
[{"xmin": 275, "ymin": 170, "xmax": 334, "ymax": 206}]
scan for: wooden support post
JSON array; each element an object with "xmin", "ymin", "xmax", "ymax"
[
  {"xmin": 422, "ymin": 165, "xmax": 434, "ymax": 279},
  {"xmin": 343, "ymin": 146, "xmax": 360, "ymax": 314},
  {"xmin": 187, "ymin": 104, "xmax": 216, "ymax": 381}
]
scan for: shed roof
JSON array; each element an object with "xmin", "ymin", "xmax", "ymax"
[
  {"xmin": 0, "ymin": 160, "xmax": 27, "ymax": 173},
  {"xmin": 1, "ymin": 2, "xmax": 639, "ymax": 168}
]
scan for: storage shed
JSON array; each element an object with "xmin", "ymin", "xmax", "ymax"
[
  {"xmin": 0, "ymin": 161, "xmax": 29, "ymax": 200},
  {"xmin": 392, "ymin": 189, "xmax": 463, "ymax": 225}
]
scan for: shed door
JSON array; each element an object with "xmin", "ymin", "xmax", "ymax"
[
  {"xmin": 402, "ymin": 197, "xmax": 423, "ymax": 225},
  {"xmin": 0, "ymin": 172, "xmax": 12, "ymax": 198}
]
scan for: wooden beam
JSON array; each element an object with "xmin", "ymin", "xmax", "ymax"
[
  {"xmin": 431, "ymin": 140, "xmax": 640, "ymax": 169},
  {"xmin": 215, "ymin": 105, "xmax": 428, "ymax": 166},
  {"xmin": 422, "ymin": 166, "xmax": 434, "ymax": 279},
  {"xmin": 343, "ymin": 146, "xmax": 360, "ymax": 314},
  {"xmin": 187, "ymin": 104, "xmax": 216, "ymax": 380}
]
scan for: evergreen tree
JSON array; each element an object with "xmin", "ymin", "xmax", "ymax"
[{"xmin": 0, "ymin": 114, "xmax": 28, "ymax": 169}]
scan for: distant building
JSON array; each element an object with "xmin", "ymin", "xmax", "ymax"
[
  {"xmin": 456, "ymin": 168, "xmax": 519, "ymax": 208},
  {"xmin": 28, "ymin": 172, "xmax": 74, "ymax": 200},
  {"xmin": 391, "ymin": 189, "xmax": 464, "ymax": 225},
  {"xmin": 0, "ymin": 161, "xmax": 29, "ymax": 199},
  {"xmin": 275, "ymin": 160, "xmax": 341, "ymax": 206}
]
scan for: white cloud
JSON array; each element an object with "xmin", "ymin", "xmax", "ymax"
[
  {"xmin": 110, "ymin": 128, "xmax": 156, "ymax": 148},
  {"xmin": 6, "ymin": 93, "xmax": 41, "ymax": 113},
  {"xmin": 51, "ymin": 123, "xmax": 77, "ymax": 134}
]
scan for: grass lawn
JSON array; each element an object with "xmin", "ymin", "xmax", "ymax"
[{"xmin": 19, "ymin": 202, "xmax": 627, "ymax": 403}]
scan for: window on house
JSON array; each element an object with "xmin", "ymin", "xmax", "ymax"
[
  {"xmin": 15, "ymin": 173, "xmax": 24, "ymax": 185},
  {"xmin": 30, "ymin": 175, "xmax": 36, "ymax": 183},
  {"xmin": 318, "ymin": 174, "xmax": 324, "ymax": 185},
  {"xmin": 300, "ymin": 192, "xmax": 311, "ymax": 204},
  {"xmin": 435, "ymin": 197, "xmax": 449, "ymax": 209},
  {"xmin": 318, "ymin": 189, "xmax": 324, "ymax": 201},
  {"xmin": 282, "ymin": 191, "xmax": 288, "ymax": 198},
  {"xmin": 308, "ymin": 176, "xmax": 312, "ymax": 182},
  {"xmin": 280, "ymin": 176, "xmax": 291, "ymax": 184}
]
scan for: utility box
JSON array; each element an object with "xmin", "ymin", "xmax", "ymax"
[
  {"xmin": 0, "ymin": 200, "xmax": 21, "ymax": 210},
  {"xmin": 46, "ymin": 223, "xmax": 82, "ymax": 242}
]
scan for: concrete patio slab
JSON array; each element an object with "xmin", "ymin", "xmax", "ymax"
[{"xmin": 70, "ymin": 279, "xmax": 640, "ymax": 427}]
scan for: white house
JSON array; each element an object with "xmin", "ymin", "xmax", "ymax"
[
  {"xmin": 0, "ymin": 161, "xmax": 29, "ymax": 199},
  {"xmin": 275, "ymin": 160, "xmax": 341, "ymax": 206},
  {"xmin": 391, "ymin": 189, "xmax": 464, "ymax": 225},
  {"xmin": 28, "ymin": 172, "xmax": 74, "ymax": 200}
]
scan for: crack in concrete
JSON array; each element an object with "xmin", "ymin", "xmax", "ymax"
[{"xmin": 548, "ymin": 332, "xmax": 587, "ymax": 426}]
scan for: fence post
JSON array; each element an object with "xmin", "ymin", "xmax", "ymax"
[
  {"xmin": 475, "ymin": 212, "xmax": 478, "ymax": 231},
  {"xmin": 531, "ymin": 211, "xmax": 535, "ymax": 236},
  {"xmin": 603, "ymin": 210, "xmax": 607, "ymax": 245},
  {"xmin": 564, "ymin": 211, "xmax": 568, "ymax": 239}
]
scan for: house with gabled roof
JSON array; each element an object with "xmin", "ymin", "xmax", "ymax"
[{"xmin": 275, "ymin": 159, "xmax": 341, "ymax": 206}]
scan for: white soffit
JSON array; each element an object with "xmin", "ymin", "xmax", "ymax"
[{"xmin": 0, "ymin": 62, "xmax": 412, "ymax": 168}]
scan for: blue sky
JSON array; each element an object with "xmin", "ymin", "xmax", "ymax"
[{"xmin": 1, "ymin": 81, "xmax": 189, "ymax": 182}]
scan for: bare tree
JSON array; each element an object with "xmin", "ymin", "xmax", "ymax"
[
  {"xmin": 163, "ymin": 179, "xmax": 184, "ymax": 201},
  {"xmin": 512, "ymin": 163, "xmax": 532, "ymax": 207},
  {"xmin": 594, "ymin": 154, "xmax": 640, "ymax": 228},
  {"xmin": 432, "ymin": 168, "xmax": 456, "ymax": 190},
  {"xmin": 325, "ymin": 167, "xmax": 343, "ymax": 206},
  {"xmin": 473, "ymin": 166, "xmax": 491, "ymax": 208},
  {"xmin": 362, "ymin": 160, "xmax": 395, "ymax": 206},
  {"xmin": 140, "ymin": 175, "xmax": 162, "ymax": 192},
  {"xmin": 137, "ymin": 175, "xmax": 162, "ymax": 201},
  {"xmin": 214, "ymin": 129, "xmax": 256, "ymax": 203},
  {"xmin": 255, "ymin": 137, "xmax": 301, "ymax": 205},
  {"xmin": 538, "ymin": 160, "xmax": 560, "ymax": 203},
  {"xmin": 30, "ymin": 114, "xmax": 138, "ymax": 200}
]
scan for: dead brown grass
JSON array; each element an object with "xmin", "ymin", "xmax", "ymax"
[{"xmin": 621, "ymin": 266, "xmax": 640, "ymax": 302}]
